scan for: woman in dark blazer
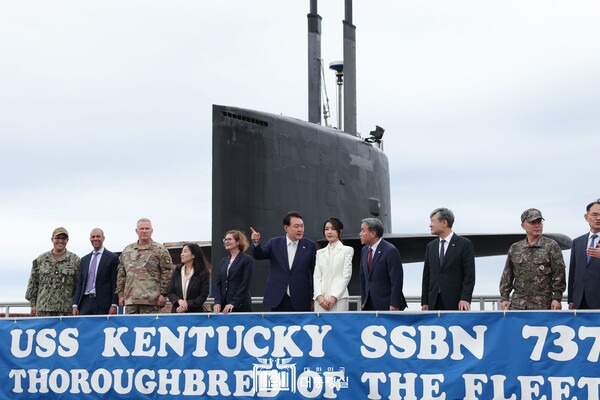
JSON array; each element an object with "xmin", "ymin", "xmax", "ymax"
[
  {"xmin": 213, "ymin": 230, "xmax": 254, "ymax": 313},
  {"xmin": 167, "ymin": 243, "xmax": 210, "ymax": 313}
]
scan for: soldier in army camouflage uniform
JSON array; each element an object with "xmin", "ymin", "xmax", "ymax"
[
  {"xmin": 500, "ymin": 208, "xmax": 566, "ymax": 310},
  {"xmin": 116, "ymin": 218, "xmax": 173, "ymax": 314},
  {"xmin": 25, "ymin": 227, "xmax": 81, "ymax": 317}
]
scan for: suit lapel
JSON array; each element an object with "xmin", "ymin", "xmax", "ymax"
[
  {"xmin": 583, "ymin": 235, "xmax": 594, "ymax": 266},
  {"xmin": 325, "ymin": 243, "xmax": 341, "ymax": 268},
  {"xmin": 228, "ymin": 256, "xmax": 242, "ymax": 278},
  {"xmin": 220, "ymin": 260, "xmax": 227, "ymax": 282},
  {"xmin": 81, "ymin": 254, "xmax": 90, "ymax": 290},
  {"xmin": 96, "ymin": 253, "xmax": 107, "ymax": 277},
  {"xmin": 290, "ymin": 239, "xmax": 304, "ymax": 271}
]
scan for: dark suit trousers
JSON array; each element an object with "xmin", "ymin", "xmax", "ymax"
[
  {"xmin": 363, "ymin": 297, "xmax": 375, "ymax": 311},
  {"xmin": 272, "ymin": 294, "xmax": 296, "ymax": 312},
  {"xmin": 433, "ymin": 293, "xmax": 449, "ymax": 311},
  {"xmin": 579, "ymin": 294, "xmax": 591, "ymax": 310},
  {"xmin": 79, "ymin": 295, "xmax": 110, "ymax": 315}
]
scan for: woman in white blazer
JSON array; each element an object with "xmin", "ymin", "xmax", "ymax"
[{"xmin": 314, "ymin": 217, "xmax": 354, "ymax": 311}]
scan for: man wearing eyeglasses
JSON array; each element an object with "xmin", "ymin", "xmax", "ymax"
[
  {"xmin": 568, "ymin": 199, "xmax": 600, "ymax": 309},
  {"xmin": 26, "ymin": 227, "xmax": 81, "ymax": 316}
]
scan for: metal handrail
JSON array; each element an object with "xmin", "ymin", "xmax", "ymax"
[{"xmin": 0, "ymin": 295, "xmax": 510, "ymax": 317}]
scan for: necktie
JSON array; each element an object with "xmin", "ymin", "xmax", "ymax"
[
  {"xmin": 439, "ymin": 239, "xmax": 446, "ymax": 268},
  {"xmin": 368, "ymin": 247, "xmax": 373, "ymax": 271},
  {"xmin": 587, "ymin": 234, "xmax": 598, "ymax": 263},
  {"xmin": 85, "ymin": 252, "xmax": 99, "ymax": 293},
  {"xmin": 288, "ymin": 241, "xmax": 297, "ymax": 270}
]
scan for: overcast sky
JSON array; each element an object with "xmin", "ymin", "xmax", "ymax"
[{"xmin": 1, "ymin": 1, "xmax": 598, "ymax": 304}]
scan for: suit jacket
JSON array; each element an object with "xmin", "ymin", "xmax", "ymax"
[
  {"xmin": 359, "ymin": 239, "xmax": 407, "ymax": 311},
  {"xmin": 313, "ymin": 242, "xmax": 353, "ymax": 301},
  {"xmin": 214, "ymin": 252, "xmax": 254, "ymax": 311},
  {"xmin": 252, "ymin": 236, "xmax": 316, "ymax": 311},
  {"xmin": 73, "ymin": 248, "xmax": 119, "ymax": 311},
  {"xmin": 568, "ymin": 233, "xmax": 600, "ymax": 308},
  {"xmin": 167, "ymin": 266, "xmax": 210, "ymax": 313},
  {"xmin": 421, "ymin": 234, "xmax": 476, "ymax": 310}
]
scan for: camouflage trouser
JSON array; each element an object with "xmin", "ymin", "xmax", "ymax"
[
  {"xmin": 124, "ymin": 304, "xmax": 160, "ymax": 314},
  {"xmin": 36, "ymin": 310, "xmax": 70, "ymax": 317},
  {"xmin": 509, "ymin": 296, "xmax": 551, "ymax": 310}
]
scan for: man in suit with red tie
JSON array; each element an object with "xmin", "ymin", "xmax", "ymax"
[
  {"xmin": 568, "ymin": 199, "xmax": 600, "ymax": 309},
  {"xmin": 359, "ymin": 218, "xmax": 407, "ymax": 311},
  {"xmin": 251, "ymin": 211, "xmax": 317, "ymax": 311},
  {"xmin": 421, "ymin": 208, "xmax": 476, "ymax": 311},
  {"xmin": 72, "ymin": 228, "xmax": 120, "ymax": 315}
]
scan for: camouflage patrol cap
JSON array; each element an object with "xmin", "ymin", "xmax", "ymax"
[
  {"xmin": 521, "ymin": 208, "xmax": 544, "ymax": 223},
  {"xmin": 52, "ymin": 227, "xmax": 69, "ymax": 238}
]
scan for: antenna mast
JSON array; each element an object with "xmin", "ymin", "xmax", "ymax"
[
  {"xmin": 307, "ymin": 0, "xmax": 322, "ymax": 124},
  {"xmin": 343, "ymin": 0, "xmax": 357, "ymax": 136}
]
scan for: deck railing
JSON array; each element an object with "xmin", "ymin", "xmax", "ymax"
[{"xmin": 0, "ymin": 295, "xmax": 515, "ymax": 317}]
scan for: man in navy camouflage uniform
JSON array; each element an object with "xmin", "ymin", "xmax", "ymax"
[{"xmin": 26, "ymin": 227, "xmax": 80, "ymax": 316}]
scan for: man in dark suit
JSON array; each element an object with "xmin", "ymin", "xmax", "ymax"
[
  {"xmin": 250, "ymin": 211, "xmax": 316, "ymax": 311},
  {"xmin": 72, "ymin": 228, "xmax": 120, "ymax": 315},
  {"xmin": 569, "ymin": 199, "xmax": 600, "ymax": 310},
  {"xmin": 359, "ymin": 218, "xmax": 407, "ymax": 311},
  {"xmin": 421, "ymin": 208, "xmax": 476, "ymax": 311}
]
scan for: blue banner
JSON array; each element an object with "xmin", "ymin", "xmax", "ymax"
[{"xmin": 1, "ymin": 311, "xmax": 599, "ymax": 399}]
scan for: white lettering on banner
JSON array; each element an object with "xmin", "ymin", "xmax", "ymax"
[
  {"xmin": 462, "ymin": 374, "xmax": 517, "ymax": 400},
  {"xmin": 233, "ymin": 370, "xmax": 254, "ymax": 396},
  {"xmin": 6, "ymin": 315, "xmax": 600, "ymax": 399},
  {"xmin": 389, "ymin": 372, "xmax": 417, "ymax": 400},
  {"xmin": 391, "ymin": 372, "xmax": 445, "ymax": 400},
  {"xmin": 361, "ymin": 371, "xmax": 385, "ymax": 399},
  {"xmin": 8, "ymin": 368, "xmax": 349, "ymax": 398},
  {"xmin": 157, "ymin": 369, "xmax": 182, "ymax": 395},
  {"xmin": 360, "ymin": 325, "xmax": 486, "ymax": 360},
  {"xmin": 102, "ymin": 325, "xmax": 332, "ymax": 358},
  {"xmin": 10, "ymin": 328, "xmax": 79, "ymax": 358},
  {"xmin": 361, "ymin": 372, "xmax": 445, "ymax": 400},
  {"xmin": 359, "ymin": 373, "xmax": 600, "ymax": 400},
  {"xmin": 523, "ymin": 325, "xmax": 600, "ymax": 362},
  {"xmin": 462, "ymin": 374, "xmax": 600, "ymax": 400}
]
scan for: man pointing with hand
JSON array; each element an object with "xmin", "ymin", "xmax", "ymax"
[{"xmin": 250, "ymin": 211, "xmax": 316, "ymax": 311}]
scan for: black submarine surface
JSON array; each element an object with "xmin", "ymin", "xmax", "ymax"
[
  {"xmin": 208, "ymin": 104, "xmax": 571, "ymax": 307},
  {"xmin": 173, "ymin": 0, "xmax": 572, "ymax": 308}
]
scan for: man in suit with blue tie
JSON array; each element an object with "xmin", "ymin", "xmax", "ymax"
[
  {"xmin": 359, "ymin": 218, "xmax": 407, "ymax": 311},
  {"xmin": 251, "ymin": 211, "xmax": 317, "ymax": 311},
  {"xmin": 421, "ymin": 208, "xmax": 476, "ymax": 311},
  {"xmin": 72, "ymin": 228, "xmax": 120, "ymax": 315},
  {"xmin": 568, "ymin": 199, "xmax": 600, "ymax": 309}
]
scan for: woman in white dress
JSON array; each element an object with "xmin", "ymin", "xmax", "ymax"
[{"xmin": 314, "ymin": 217, "xmax": 354, "ymax": 312}]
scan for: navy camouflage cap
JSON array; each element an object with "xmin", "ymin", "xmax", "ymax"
[
  {"xmin": 52, "ymin": 227, "xmax": 69, "ymax": 238},
  {"xmin": 521, "ymin": 208, "xmax": 544, "ymax": 223}
]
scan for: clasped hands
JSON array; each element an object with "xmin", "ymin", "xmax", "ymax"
[{"xmin": 316, "ymin": 295, "xmax": 337, "ymax": 311}]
